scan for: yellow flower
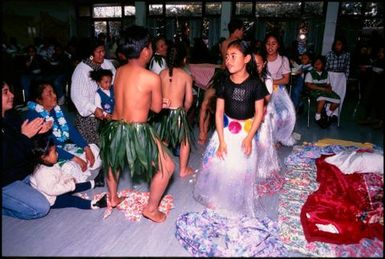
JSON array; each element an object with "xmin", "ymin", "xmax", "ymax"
[{"xmin": 243, "ymin": 119, "xmax": 253, "ymax": 133}]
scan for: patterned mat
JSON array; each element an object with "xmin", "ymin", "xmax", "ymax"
[{"xmin": 78, "ymin": 189, "xmax": 174, "ymax": 221}]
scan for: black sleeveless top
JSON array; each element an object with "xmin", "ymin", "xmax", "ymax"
[{"xmin": 216, "ymin": 75, "xmax": 268, "ymax": 120}]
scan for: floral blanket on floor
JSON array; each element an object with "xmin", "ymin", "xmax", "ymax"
[
  {"xmin": 175, "ymin": 209, "xmax": 288, "ymax": 257},
  {"xmin": 278, "ymin": 144, "xmax": 383, "ymax": 257},
  {"xmin": 78, "ymin": 189, "xmax": 174, "ymax": 221}
]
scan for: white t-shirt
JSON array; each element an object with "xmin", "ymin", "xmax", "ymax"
[
  {"xmin": 149, "ymin": 54, "xmax": 167, "ymax": 75},
  {"xmin": 267, "ymin": 55, "xmax": 290, "ymax": 81}
]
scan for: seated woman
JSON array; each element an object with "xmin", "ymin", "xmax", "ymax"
[
  {"xmin": 2, "ymin": 80, "xmax": 52, "ymax": 219},
  {"xmin": 26, "ymin": 80, "xmax": 102, "ymax": 183}
]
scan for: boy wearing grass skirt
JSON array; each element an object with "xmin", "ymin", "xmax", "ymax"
[
  {"xmin": 157, "ymin": 43, "xmax": 194, "ymax": 177},
  {"xmin": 99, "ymin": 25, "xmax": 175, "ymax": 223}
]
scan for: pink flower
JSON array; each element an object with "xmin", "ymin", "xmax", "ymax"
[{"xmin": 228, "ymin": 121, "xmax": 241, "ymax": 134}]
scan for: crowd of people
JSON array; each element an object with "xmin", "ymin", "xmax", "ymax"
[{"xmin": 2, "ymin": 18, "xmax": 384, "ymax": 224}]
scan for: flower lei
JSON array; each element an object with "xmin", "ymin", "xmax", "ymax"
[{"xmin": 27, "ymin": 101, "xmax": 70, "ymax": 142}]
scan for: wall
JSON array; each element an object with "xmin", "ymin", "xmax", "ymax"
[{"xmin": 2, "ymin": 0, "xmax": 76, "ymax": 46}]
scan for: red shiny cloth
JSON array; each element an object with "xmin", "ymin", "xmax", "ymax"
[{"xmin": 300, "ymin": 155, "xmax": 383, "ymax": 244}]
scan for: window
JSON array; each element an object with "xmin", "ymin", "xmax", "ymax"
[
  {"xmin": 93, "ymin": 6, "xmax": 122, "ymax": 18},
  {"xmin": 165, "ymin": 2, "xmax": 202, "ymax": 17},
  {"xmin": 340, "ymin": 2, "xmax": 363, "ymax": 16},
  {"xmin": 205, "ymin": 2, "xmax": 221, "ymax": 15},
  {"xmin": 124, "ymin": 5, "xmax": 135, "ymax": 16},
  {"xmin": 149, "ymin": 4, "xmax": 163, "ymax": 15},
  {"xmin": 255, "ymin": 2, "xmax": 302, "ymax": 18},
  {"xmin": 364, "ymin": 2, "xmax": 383, "ymax": 17},
  {"xmin": 235, "ymin": 2, "xmax": 253, "ymax": 16},
  {"xmin": 304, "ymin": 2, "xmax": 324, "ymax": 17}
]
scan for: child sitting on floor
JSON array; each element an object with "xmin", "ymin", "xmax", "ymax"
[{"xmin": 30, "ymin": 135, "xmax": 107, "ymax": 210}]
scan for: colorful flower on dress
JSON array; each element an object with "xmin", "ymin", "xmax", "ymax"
[
  {"xmin": 228, "ymin": 121, "xmax": 241, "ymax": 134},
  {"xmin": 243, "ymin": 119, "xmax": 252, "ymax": 133},
  {"xmin": 223, "ymin": 115, "xmax": 229, "ymax": 127},
  {"xmin": 27, "ymin": 101, "xmax": 70, "ymax": 142}
]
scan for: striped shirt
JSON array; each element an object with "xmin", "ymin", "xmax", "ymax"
[{"xmin": 325, "ymin": 51, "xmax": 350, "ymax": 78}]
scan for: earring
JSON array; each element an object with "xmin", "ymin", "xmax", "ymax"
[{"xmin": 90, "ymin": 55, "xmax": 93, "ymax": 61}]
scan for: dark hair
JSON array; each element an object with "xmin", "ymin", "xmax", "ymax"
[
  {"xmin": 153, "ymin": 35, "xmax": 167, "ymax": 52},
  {"xmin": 167, "ymin": 43, "xmax": 188, "ymax": 82},
  {"xmin": 228, "ymin": 19, "xmax": 244, "ymax": 34},
  {"xmin": 332, "ymin": 36, "xmax": 347, "ymax": 52},
  {"xmin": 252, "ymin": 52, "xmax": 270, "ymax": 81},
  {"xmin": 29, "ymin": 80, "xmax": 55, "ymax": 102},
  {"xmin": 31, "ymin": 134, "xmax": 55, "ymax": 166},
  {"xmin": 301, "ymin": 51, "xmax": 313, "ymax": 61},
  {"xmin": 263, "ymin": 32, "xmax": 283, "ymax": 55},
  {"xmin": 312, "ymin": 55, "xmax": 326, "ymax": 67},
  {"xmin": 89, "ymin": 39, "xmax": 105, "ymax": 56},
  {"xmin": 1, "ymin": 80, "xmax": 7, "ymax": 89},
  {"xmin": 89, "ymin": 69, "xmax": 113, "ymax": 82},
  {"xmin": 227, "ymin": 39, "xmax": 256, "ymax": 77},
  {"xmin": 119, "ymin": 25, "xmax": 151, "ymax": 60}
]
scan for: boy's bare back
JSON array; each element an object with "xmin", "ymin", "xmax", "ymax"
[
  {"xmin": 159, "ymin": 68, "xmax": 193, "ymax": 109},
  {"xmin": 112, "ymin": 63, "xmax": 162, "ymax": 123}
]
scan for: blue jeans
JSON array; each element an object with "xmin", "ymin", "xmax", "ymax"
[
  {"xmin": 290, "ymin": 75, "xmax": 304, "ymax": 109},
  {"xmin": 2, "ymin": 176, "xmax": 50, "ymax": 220}
]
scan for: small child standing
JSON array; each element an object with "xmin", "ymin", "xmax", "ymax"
[
  {"xmin": 305, "ymin": 55, "xmax": 340, "ymax": 128},
  {"xmin": 90, "ymin": 69, "xmax": 114, "ymax": 119},
  {"xmin": 30, "ymin": 136, "xmax": 107, "ymax": 210}
]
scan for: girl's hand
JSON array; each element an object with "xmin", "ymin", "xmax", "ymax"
[
  {"xmin": 72, "ymin": 156, "xmax": 88, "ymax": 172},
  {"xmin": 105, "ymin": 114, "xmax": 112, "ymax": 120},
  {"xmin": 21, "ymin": 118, "xmax": 45, "ymax": 138},
  {"xmin": 242, "ymin": 138, "xmax": 252, "ymax": 156},
  {"xmin": 84, "ymin": 146, "xmax": 95, "ymax": 167},
  {"xmin": 216, "ymin": 142, "xmax": 227, "ymax": 160}
]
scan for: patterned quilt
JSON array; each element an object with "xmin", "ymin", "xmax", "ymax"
[{"xmin": 279, "ymin": 144, "xmax": 383, "ymax": 257}]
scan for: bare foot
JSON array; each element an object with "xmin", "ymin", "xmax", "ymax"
[
  {"xmin": 180, "ymin": 167, "xmax": 194, "ymax": 178},
  {"xmin": 142, "ymin": 208, "xmax": 167, "ymax": 223},
  {"xmin": 109, "ymin": 196, "xmax": 125, "ymax": 208}
]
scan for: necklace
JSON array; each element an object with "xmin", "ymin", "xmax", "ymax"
[{"xmin": 27, "ymin": 101, "xmax": 70, "ymax": 142}]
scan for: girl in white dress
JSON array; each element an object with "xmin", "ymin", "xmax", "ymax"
[{"xmin": 194, "ymin": 40, "xmax": 268, "ymax": 218}]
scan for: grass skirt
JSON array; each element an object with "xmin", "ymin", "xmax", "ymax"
[
  {"xmin": 100, "ymin": 120, "xmax": 169, "ymax": 183},
  {"xmin": 193, "ymin": 114, "xmax": 258, "ymax": 218},
  {"xmin": 154, "ymin": 108, "xmax": 193, "ymax": 149}
]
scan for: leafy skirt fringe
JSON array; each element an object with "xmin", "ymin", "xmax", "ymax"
[
  {"xmin": 100, "ymin": 120, "xmax": 170, "ymax": 183},
  {"xmin": 154, "ymin": 108, "xmax": 194, "ymax": 149}
]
